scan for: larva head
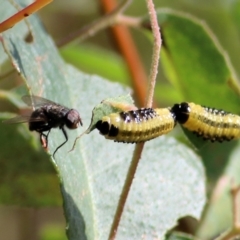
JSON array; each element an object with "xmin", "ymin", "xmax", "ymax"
[
  {"xmin": 171, "ymin": 102, "xmax": 190, "ymax": 124},
  {"xmin": 96, "ymin": 118, "xmax": 119, "ymax": 137}
]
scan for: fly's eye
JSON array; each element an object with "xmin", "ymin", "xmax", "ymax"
[{"xmin": 66, "ymin": 109, "xmax": 82, "ymax": 129}]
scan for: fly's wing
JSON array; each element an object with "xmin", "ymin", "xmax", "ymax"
[
  {"xmin": 3, "ymin": 115, "xmax": 32, "ymax": 124},
  {"xmin": 22, "ymin": 95, "xmax": 64, "ymax": 108},
  {"xmin": 3, "ymin": 113, "xmax": 47, "ymax": 124}
]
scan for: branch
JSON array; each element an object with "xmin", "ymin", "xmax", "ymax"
[{"xmin": 0, "ymin": 0, "xmax": 52, "ymax": 34}]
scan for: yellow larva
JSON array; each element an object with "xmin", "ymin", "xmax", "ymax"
[
  {"xmin": 96, "ymin": 108, "xmax": 176, "ymax": 143},
  {"xmin": 171, "ymin": 102, "xmax": 240, "ymax": 142}
]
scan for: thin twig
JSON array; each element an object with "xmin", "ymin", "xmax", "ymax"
[
  {"xmin": 108, "ymin": 143, "xmax": 144, "ymax": 240},
  {"xmin": 116, "ymin": 15, "xmax": 142, "ymax": 28},
  {"xmin": 57, "ymin": 0, "xmax": 132, "ymax": 47},
  {"xmin": 145, "ymin": 0, "xmax": 161, "ymax": 108}
]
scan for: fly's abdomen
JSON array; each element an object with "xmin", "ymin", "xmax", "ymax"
[
  {"xmin": 96, "ymin": 108, "xmax": 176, "ymax": 143},
  {"xmin": 29, "ymin": 108, "xmax": 48, "ymax": 132},
  {"xmin": 173, "ymin": 102, "xmax": 240, "ymax": 142}
]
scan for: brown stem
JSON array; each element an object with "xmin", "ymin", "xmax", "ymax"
[{"xmin": 0, "ymin": 0, "xmax": 52, "ymax": 34}]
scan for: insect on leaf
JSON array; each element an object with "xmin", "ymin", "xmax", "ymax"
[{"xmin": 87, "ymin": 94, "xmax": 135, "ymax": 133}]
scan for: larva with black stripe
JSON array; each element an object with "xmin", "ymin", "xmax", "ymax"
[
  {"xmin": 96, "ymin": 108, "xmax": 176, "ymax": 143},
  {"xmin": 171, "ymin": 102, "xmax": 240, "ymax": 142}
]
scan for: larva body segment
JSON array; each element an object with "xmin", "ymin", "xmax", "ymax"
[
  {"xmin": 96, "ymin": 108, "xmax": 176, "ymax": 143},
  {"xmin": 171, "ymin": 102, "xmax": 240, "ymax": 142}
]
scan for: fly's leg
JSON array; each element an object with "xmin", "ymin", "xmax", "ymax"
[
  {"xmin": 40, "ymin": 130, "xmax": 51, "ymax": 149},
  {"xmin": 52, "ymin": 127, "xmax": 68, "ymax": 158}
]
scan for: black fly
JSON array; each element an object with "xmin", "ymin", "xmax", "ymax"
[{"xmin": 4, "ymin": 95, "xmax": 82, "ymax": 158}]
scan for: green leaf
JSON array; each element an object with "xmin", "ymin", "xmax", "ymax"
[
  {"xmin": 142, "ymin": 8, "xmax": 240, "ymax": 113},
  {"xmin": 60, "ymin": 44, "xmax": 131, "ymax": 86},
  {"xmin": 196, "ymin": 141, "xmax": 240, "ymax": 239},
  {"xmin": 198, "ymin": 141, "xmax": 238, "ymax": 185},
  {"xmin": 166, "ymin": 231, "xmax": 200, "ymax": 240},
  {"xmin": 0, "ymin": 1, "xmax": 206, "ymax": 239},
  {"xmin": 0, "ymin": 112, "xmax": 60, "ymax": 206}
]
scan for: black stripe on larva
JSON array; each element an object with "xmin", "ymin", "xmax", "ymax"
[
  {"xmin": 96, "ymin": 120, "xmax": 110, "ymax": 135},
  {"xmin": 203, "ymin": 106, "xmax": 228, "ymax": 116},
  {"xmin": 108, "ymin": 124, "xmax": 119, "ymax": 137},
  {"xmin": 198, "ymin": 115, "xmax": 239, "ymax": 129},
  {"xmin": 120, "ymin": 111, "xmax": 131, "ymax": 123},
  {"xmin": 120, "ymin": 108, "xmax": 157, "ymax": 123},
  {"xmin": 193, "ymin": 130, "xmax": 234, "ymax": 142},
  {"xmin": 96, "ymin": 120, "xmax": 119, "ymax": 136},
  {"xmin": 171, "ymin": 102, "xmax": 190, "ymax": 124},
  {"xmin": 193, "ymin": 106, "xmax": 238, "ymax": 130}
]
